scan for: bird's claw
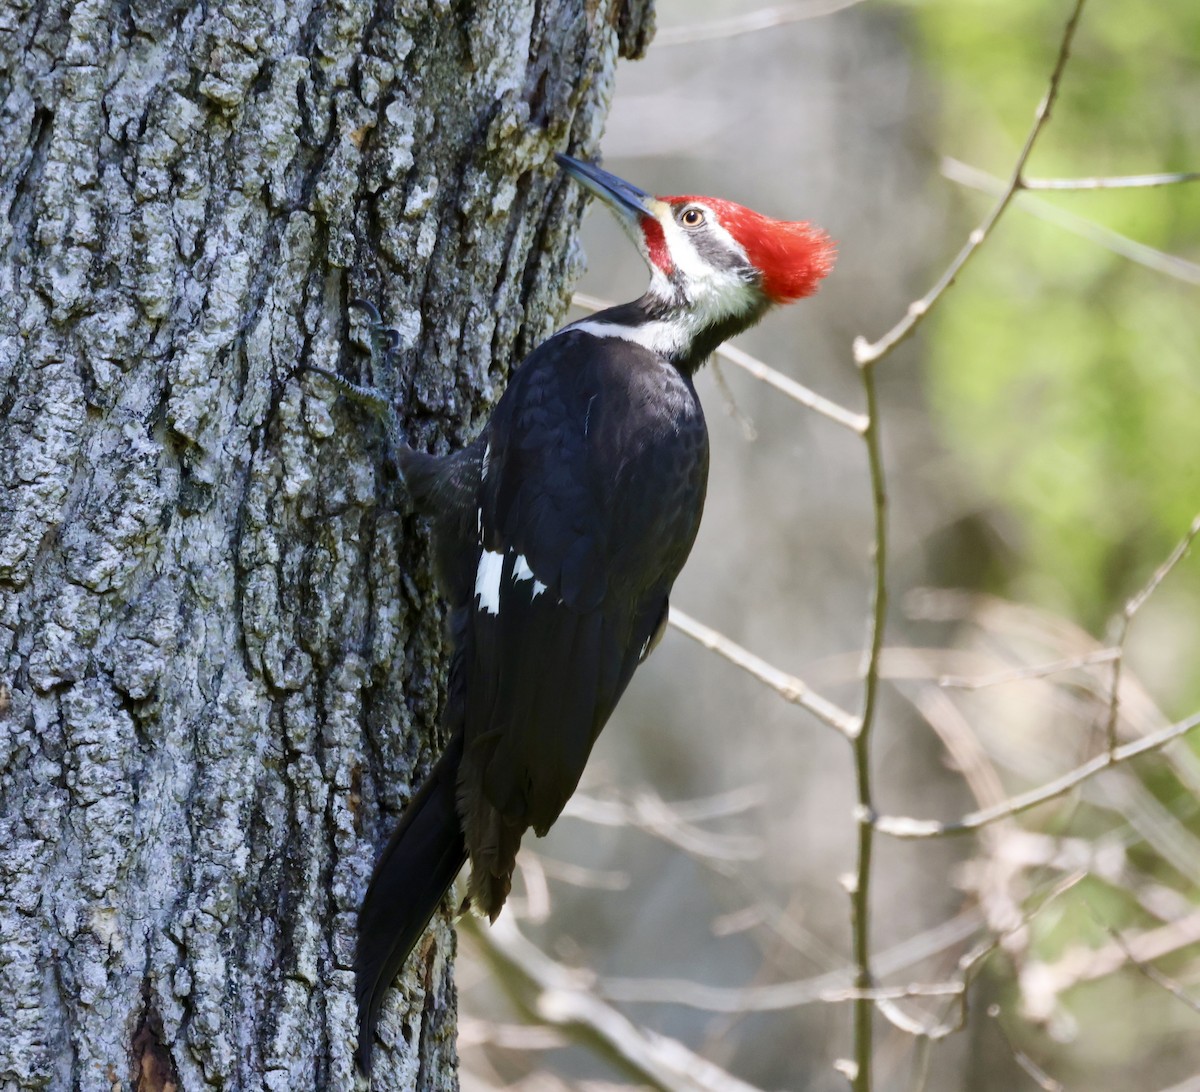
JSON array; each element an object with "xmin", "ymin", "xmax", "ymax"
[
  {"xmin": 350, "ymin": 298, "xmax": 402, "ymax": 363},
  {"xmin": 349, "ymin": 297, "xmax": 383, "ymax": 325},
  {"xmin": 297, "ymin": 299, "xmax": 410, "ymax": 458},
  {"xmin": 303, "ymin": 364, "xmax": 395, "ymax": 419}
]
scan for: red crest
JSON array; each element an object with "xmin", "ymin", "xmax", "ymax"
[{"xmin": 662, "ymin": 195, "xmax": 836, "ymax": 303}]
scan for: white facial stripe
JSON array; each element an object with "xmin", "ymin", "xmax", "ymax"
[
  {"xmin": 671, "ymin": 209, "xmax": 759, "ymax": 321},
  {"xmin": 658, "ymin": 204, "xmax": 712, "ymax": 282},
  {"xmin": 474, "ymin": 549, "xmax": 505, "ymax": 614},
  {"xmin": 659, "ymin": 204, "xmax": 759, "ymax": 324},
  {"xmin": 556, "ymin": 204, "xmax": 760, "ymax": 362}
]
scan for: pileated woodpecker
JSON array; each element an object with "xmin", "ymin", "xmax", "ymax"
[{"xmin": 340, "ymin": 154, "xmax": 834, "ymax": 1070}]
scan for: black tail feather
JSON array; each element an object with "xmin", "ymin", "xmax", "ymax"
[{"xmin": 356, "ymin": 732, "xmax": 467, "ymax": 1074}]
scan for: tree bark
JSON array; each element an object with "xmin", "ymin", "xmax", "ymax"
[{"xmin": 0, "ymin": 1, "xmax": 653, "ymax": 1088}]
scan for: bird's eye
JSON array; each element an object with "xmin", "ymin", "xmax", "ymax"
[{"xmin": 679, "ymin": 207, "xmax": 705, "ymax": 228}]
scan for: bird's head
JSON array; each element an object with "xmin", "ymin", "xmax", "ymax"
[{"xmin": 556, "ymin": 154, "xmax": 834, "ymax": 366}]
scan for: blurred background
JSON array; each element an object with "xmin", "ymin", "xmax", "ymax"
[{"xmin": 459, "ymin": 1, "xmax": 1200, "ymax": 1089}]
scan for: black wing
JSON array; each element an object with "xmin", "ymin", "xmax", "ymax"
[{"xmin": 456, "ymin": 329, "xmax": 709, "ymax": 914}]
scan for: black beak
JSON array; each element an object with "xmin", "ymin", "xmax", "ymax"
[{"xmin": 555, "ymin": 153, "xmax": 657, "ymax": 222}]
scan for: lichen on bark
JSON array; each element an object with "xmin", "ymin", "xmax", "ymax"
[{"xmin": 0, "ymin": 1, "xmax": 653, "ymax": 1087}]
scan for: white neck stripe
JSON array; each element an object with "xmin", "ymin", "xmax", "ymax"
[{"xmin": 563, "ymin": 319, "xmax": 684, "ymax": 358}]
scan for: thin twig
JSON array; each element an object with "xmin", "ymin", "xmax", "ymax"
[
  {"xmin": 1090, "ymin": 910, "xmax": 1200, "ymax": 1016},
  {"xmin": 466, "ymin": 915, "xmax": 767, "ymax": 1092},
  {"xmin": 844, "ymin": 20, "xmax": 1093, "ymax": 1070},
  {"xmin": 853, "ymin": 0, "xmax": 1088, "ymax": 367},
  {"xmin": 1125, "ymin": 513, "xmax": 1200, "ymax": 620},
  {"xmin": 1022, "ymin": 170, "xmax": 1200, "ymax": 189},
  {"xmin": 937, "ymin": 648, "xmax": 1120, "ymax": 690},
  {"xmin": 907, "ymin": 1034, "xmax": 934, "ymax": 1092},
  {"xmin": 457, "ymin": 1017, "xmax": 568, "ymax": 1051},
  {"xmin": 908, "ymin": 687, "xmax": 1010, "ymax": 835},
  {"xmin": 562, "ymin": 784, "xmax": 765, "ymax": 863},
  {"xmin": 902, "ymin": 589, "xmax": 1200, "ymax": 802},
  {"xmin": 710, "ymin": 355, "xmax": 759, "ymax": 440},
  {"xmin": 849, "ymin": 357, "xmax": 887, "ymax": 1092},
  {"xmin": 715, "ymin": 341, "xmax": 869, "ymax": 434},
  {"xmin": 599, "ymin": 910, "xmax": 982, "ymax": 1011},
  {"xmin": 874, "ymin": 709, "xmax": 1200, "ymax": 839},
  {"xmin": 997, "ymin": 1022, "xmax": 1066, "ymax": 1092},
  {"xmin": 667, "ymin": 606, "xmax": 860, "ymax": 737},
  {"xmin": 596, "ymin": 873, "xmax": 1082, "ymax": 1036},
  {"xmin": 1105, "ymin": 513, "xmax": 1200, "ymax": 757},
  {"xmin": 1021, "ymin": 910, "xmax": 1200, "ymax": 1022},
  {"xmin": 571, "ymin": 293, "xmax": 868, "ymax": 434},
  {"xmin": 942, "ymin": 158, "xmax": 1200, "ymax": 286}
]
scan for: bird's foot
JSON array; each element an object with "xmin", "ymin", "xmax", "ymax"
[
  {"xmin": 298, "ymin": 299, "xmax": 411, "ymax": 476},
  {"xmin": 350, "ymin": 297, "xmax": 403, "ymax": 379},
  {"xmin": 302, "ymin": 364, "xmax": 394, "ymax": 418}
]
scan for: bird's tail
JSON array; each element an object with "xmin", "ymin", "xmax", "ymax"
[{"xmin": 356, "ymin": 732, "xmax": 467, "ymax": 1074}]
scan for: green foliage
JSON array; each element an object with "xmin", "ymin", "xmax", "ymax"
[{"xmin": 904, "ymin": 0, "xmax": 1200, "ymax": 677}]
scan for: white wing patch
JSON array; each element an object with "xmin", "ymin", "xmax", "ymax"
[
  {"xmin": 513, "ymin": 553, "xmax": 534, "ymax": 582},
  {"xmin": 474, "ymin": 549, "xmax": 505, "ymax": 615},
  {"xmin": 478, "ymin": 550, "xmax": 552, "ymax": 614},
  {"xmin": 513, "ymin": 552, "xmax": 549, "ymax": 599}
]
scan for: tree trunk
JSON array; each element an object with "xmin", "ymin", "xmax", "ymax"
[{"xmin": 0, "ymin": 2, "xmax": 653, "ymax": 1088}]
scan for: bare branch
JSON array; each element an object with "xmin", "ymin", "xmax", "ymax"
[
  {"xmin": 1124, "ymin": 513, "xmax": 1200, "ymax": 621},
  {"xmin": 654, "ymin": 0, "xmax": 868, "ymax": 46},
  {"xmin": 667, "ymin": 606, "xmax": 860, "ymax": 737},
  {"xmin": 1104, "ymin": 511, "xmax": 1200, "ymax": 755},
  {"xmin": 1100, "ymin": 918, "xmax": 1200, "ymax": 1017},
  {"xmin": 464, "ymin": 915, "xmax": 767, "ymax": 1092},
  {"xmin": 595, "ymin": 874, "xmax": 1081, "ymax": 1046},
  {"xmin": 848, "ymin": 357, "xmax": 888, "ymax": 1091},
  {"xmin": 1020, "ymin": 910, "xmax": 1200, "ymax": 1022},
  {"xmin": 1022, "ymin": 170, "xmax": 1200, "ymax": 190},
  {"xmin": 714, "ymin": 342, "xmax": 869, "ymax": 434},
  {"xmin": 907, "ymin": 687, "xmax": 1010, "ymax": 836},
  {"xmin": 907, "ymin": 1034, "xmax": 935, "ymax": 1092},
  {"xmin": 562, "ymin": 784, "xmax": 764, "ymax": 863},
  {"xmin": 567, "ymin": 783, "xmax": 766, "ymax": 824},
  {"xmin": 875, "ymin": 710, "xmax": 1200, "ymax": 839},
  {"xmin": 529, "ymin": 853, "xmax": 631, "ymax": 892},
  {"xmin": 937, "ymin": 648, "xmax": 1120, "ymax": 690},
  {"xmin": 596, "ymin": 922, "xmax": 968, "ymax": 1014},
  {"xmin": 942, "ymin": 158, "xmax": 1200, "ymax": 286},
  {"xmin": 991, "ymin": 1011, "xmax": 1066, "ymax": 1092},
  {"xmin": 571, "ymin": 293, "xmax": 868, "ymax": 434},
  {"xmin": 710, "ymin": 355, "xmax": 759, "ymax": 440},
  {"xmin": 853, "ymin": 0, "xmax": 1089, "ymax": 367},
  {"xmin": 843, "ymin": 20, "xmax": 1097, "ymax": 1069},
  {"xmin": 458, "ymin": 1017, "xmax": 568, "ymax": 1051},
  {"xmin": 901, "ymin": 590, "xmax": 1200, "ymax": 801}
]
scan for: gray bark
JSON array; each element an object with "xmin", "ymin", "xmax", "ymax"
[{"xmin": 0, "ymin": 1, "xmax": 653, "ymax": 1088}]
